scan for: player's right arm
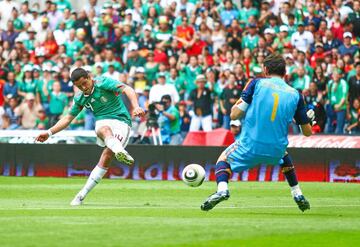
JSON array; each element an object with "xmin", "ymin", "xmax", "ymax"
[
  {"xmin": 35, "ymin": 99, "xmax": 82, "ymax": 142},
  {"xmin": 230, "ymin": 79, "xmax": 259, "ymax": 120},
  {"xmin": 35, "ymin": 114, "xmax": 75, "ymax": 142}
]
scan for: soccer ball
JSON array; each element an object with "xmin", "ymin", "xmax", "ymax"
[{"xmin": 181, "ymin": 164, "xmax": 206, "ymax": 187}]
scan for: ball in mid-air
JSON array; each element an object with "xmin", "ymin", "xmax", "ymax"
[{"xmin": 182, "ymin": 164, "xmax": 206, "ymax": 187}]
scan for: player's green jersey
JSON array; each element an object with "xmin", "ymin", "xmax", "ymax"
[{"xmin": 69, "ymin": 76, "xmax": 131, "ymax": 126}]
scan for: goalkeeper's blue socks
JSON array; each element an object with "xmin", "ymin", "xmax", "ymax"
[{"xmin": 215, "ymin": 161, "xmax": 231, "ymax": 192}]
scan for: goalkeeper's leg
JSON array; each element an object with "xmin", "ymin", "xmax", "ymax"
[
  {"xmin": 201, "ymin": 151, "xmax": 231, "ymax": 211},
  {"xmin": 70, "ymin": 148, "xmax": 113, "ymax": 206},
  {"xmin": 280, "ymin": 153, "xmax": 310, "ymax": 212}
]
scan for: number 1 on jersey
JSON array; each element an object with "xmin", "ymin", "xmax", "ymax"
[{"xmin": 271, "ymin": 93, "xmax": 279, "ymax": 122}]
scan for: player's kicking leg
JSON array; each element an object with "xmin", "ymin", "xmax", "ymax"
[
  {"xmin": 280, "ymin": 153, "xmax": 310, "ymax": 212},
  {"xmin": 71, "ymin": 148, "xmax": 113, "ymax": 206},
  {"xmin": 97, "ymin": 125, "xmax": 134, "ymax": 165},
  {"xmin": 201, "ymin": 152, "xmax": 231, "ymax": 211}
]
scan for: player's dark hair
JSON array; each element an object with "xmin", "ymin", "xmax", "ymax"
[
  {"xmin": 263, "ymin": 54, "xmax": 286, "ymax": 77},
  {"xmin": 70, "ymin": 68, "xmax": 89, "ymax": 82}
]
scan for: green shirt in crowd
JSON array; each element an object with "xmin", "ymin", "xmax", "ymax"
[
  {"xmin": 49, "ymin": 92, "xmax": 68, "ymax": 115},
  {"xmin": 55, "ymin": 0, "xmax": 72, "ymax": 12},
  {"xmin": 328, "ymin": 79, "xmax": 349, "ymax": 111},
  {"xmin": 242, "ymin": 35, "xmax": 259, "ymax": 51},
  {"xmin": 182, "ymin": 65, "xmax": 203, "ymax": 93}
]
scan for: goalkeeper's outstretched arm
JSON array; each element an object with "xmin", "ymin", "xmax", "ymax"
[
  {"xmin": 35, "ymin": 114, "xmax": 75, "ymax": 142},
  {"xmin": 230, "ymin": 98, "xmax": 248, "ymax": 120}
]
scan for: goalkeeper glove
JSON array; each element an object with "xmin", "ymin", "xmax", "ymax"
[{"xmin": 306, "ymin": 109, "xmax": 316, "ymax": 126}]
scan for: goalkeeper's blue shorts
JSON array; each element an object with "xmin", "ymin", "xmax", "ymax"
[{"xmin": 224, "ymin": 142, "xmax": 283, "ymax": 173}]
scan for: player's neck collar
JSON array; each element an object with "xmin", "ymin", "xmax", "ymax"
[{"xmin": 84, "ymin": 85, "xmax": 95, "ymax": 97}]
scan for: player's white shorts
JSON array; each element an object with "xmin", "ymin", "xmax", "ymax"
[{"xmin": 95, "ymin": 119, "xmax": 131, "ymax": 148}]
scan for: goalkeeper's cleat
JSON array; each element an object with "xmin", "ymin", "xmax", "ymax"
[
  {"xmin": 201, "ymin": 190, "xmax": 230, "ymax": 211},
  {"xmin": 115, "ymin": 148, "xmax": 134, "ymax": 166},
  {"xmin": 294, "ymin": 195, "xmax": 310, "ymax": 212},
  {"xmin": 70, "ymin": 193, "xmax": 85, "ymax": 206}
]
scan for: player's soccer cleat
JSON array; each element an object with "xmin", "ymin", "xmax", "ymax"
[
  {"xmin": 70, "ymin": 193, "xmax": 85, "ymax": 206},
  {"xmin": 201, "ymin": 190, "xmax": 230, "ymax": 211},
  {"xmin": 294, "ymin": 195, "xmax": 310, "ymax": 212},
  {"xmin": 115, "ymin": 148, "xmax": 134, "ymax": 166}
]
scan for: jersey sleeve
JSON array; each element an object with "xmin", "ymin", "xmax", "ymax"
[
  {"xmin": 98, "ymin": 76, "xmax": 126, "ymax": 93},
  {"xmin": 240, "ymin": 78, "xmax": 260, "ymax": 104},
  {"xmin": 294, "ymin": 92, "xmax": 310, "ymax": 125},
  {"xmin": 69, "ymin": 98, "xmax": 83, "ymax": 117}
]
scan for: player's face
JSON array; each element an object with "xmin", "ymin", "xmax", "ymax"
[{"xmin": 75, "ymin": 76, "xmax": 94, "ymax": 95}]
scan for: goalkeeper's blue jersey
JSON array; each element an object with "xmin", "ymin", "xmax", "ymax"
[{"xmin": 238, "ymin": 77, "xmax": 309, "ymax": 159}]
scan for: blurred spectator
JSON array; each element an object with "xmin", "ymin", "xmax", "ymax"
[
  {"xmin": 0, "ymin": 76, "xmax": 5, "ymax": 108},
  {"xmin": 178, "ymin": 100, "xmax": 190, "ymax": 138},
  {"xmin": 323, "ymin": 29, "xmax": 341, "ymax": 52},
  {"xmin": 14, "ymin": 93, "xmax": 42, "ymax": 129},
  {"xmin": 230, "ymin": 119, "xmax": 241, "ymax": 140},
  {"xmin": 156, "ymin": 95, "xmax": 182, "ymax": 145},
  {"xmin": 188, "ymin": 75, "xmax": 213, "ymax": 132},
  {"xmin": 149, "ymin": 73, "xmax": 179, "ymax": 104},
  {"xmin": 291, "ymin": 22, "xmax": 314, "ymax": 53},
  {"xmin": 220, "ymin": 73, "xmax": 241, "ymax": 129},
  {"xmin": 18, "ymin": 64, "xmax": 36, "ymax": 98},
  {"xmin": 346, "ymin": 98, "xmax": 360, "ymax": 134},
  {"xmin": 3, "ymin": 95, "xmax": 20, "ymax": 129},
  {"xmin": 313, "ymin": 66, "xmax": 329, "ymax": 92},
  {"xmin": 348, "ymin": 62, "xmax": 360, "ymax": 105},
  {"xmin": 325, "ymin": 70, "xmax": 349, "ymax": 134},
  {"xmin": 1, "ymin": 21, "xmax": 19, "ymax": 48},
  {"xmin": 338, "ymin": 32, "xmax": 358, "ymax": 56},
  {"xmin": 43, "ymin": 81, "xmax": 68, "ymax": 126},
  {"xmin": 3, "ymin": 72, "xmax": 18, "ymax": 104},
  {"xmin": 59, "ymin": 66, "xmax": 74, "ymax": 98},
  {"xmin": 291, "ymin": 66, "xmax": 311, "ymax": 91},
  {"xmin": 35, "ymin": 109, "xmax": 49, "ymax": 130}
]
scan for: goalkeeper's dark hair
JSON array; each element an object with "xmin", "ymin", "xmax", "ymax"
[
  {"xmin": 70, "ymin": 68, "xmax": 89, "ymax": 82},
  {"xmin": 263, "ymin": 53, "xmax": 286, "ymax": 77}
]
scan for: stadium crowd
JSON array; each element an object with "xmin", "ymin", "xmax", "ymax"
[{"xmin": 0, "ymin": 0, "xmax": 360, "ymax": 144}]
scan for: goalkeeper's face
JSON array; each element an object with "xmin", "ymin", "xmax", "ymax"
[{"xmin": 74, "ymin": 76, "xmax": 94, "ymax": 95}]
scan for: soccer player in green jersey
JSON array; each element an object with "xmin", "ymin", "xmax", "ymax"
[{"xmin": 35, "ymin": 68, "xmax": 145, "ymax": 206}]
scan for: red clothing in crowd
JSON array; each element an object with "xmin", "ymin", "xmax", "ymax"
[
  {"xmin": 310, "ymin": 52, "xmax": 325, "ymax": 68},
  {"xmin": 0, "ymin": 79, "xmax": 5, "ymax": 106},
  {"xmin": 186, "ymin": 39, "xmax": 207, "ymax": 57},
  {"xmin": 153, "ymin": 49, "xmax": 168, "ymax": 64},
  {"xmin": 43, "ymin": 40, "xmax": 58, "ymax": 58},
  {"xmin": 176, "ymin": 25, "xmax": 195, "ymax": 48},
  {"xmin": 330, "ymin": 23, "xmax": 344, "ymax": 41}
]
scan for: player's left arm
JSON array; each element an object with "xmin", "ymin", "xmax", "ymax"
[
  {"xmin": 294, "ymin": 92, "xmax": 313, "ymax": 137},
  {"xmin": 123, "ymin": 86, "xmax": 145, "ymax": 117},
  {"xmin": 101, "ymin": 77, "xmax": 145, "ymax": 117},
  {"xmin": 230, "ymin": 79, "xmax": 258, "ymax": 120}
]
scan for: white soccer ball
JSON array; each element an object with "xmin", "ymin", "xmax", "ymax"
[{"xmin": 182, "ymin": 164, "xmax": 206, "ymax": 187}]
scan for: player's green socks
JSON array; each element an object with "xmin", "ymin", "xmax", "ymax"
[{"xmin": 79, "ymin": 165, "xmax": 107, "ymax": 198}]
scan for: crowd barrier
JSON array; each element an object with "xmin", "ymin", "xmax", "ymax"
[{"xmin": 0, "ymin": 143, "xmax": 359, "ymax": 182}]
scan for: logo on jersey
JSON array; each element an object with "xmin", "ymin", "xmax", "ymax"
[
  {"xmin": 91, "ymin": 98, "xmax": 96, "ymax": 103},
  {"xmin": 100, "ymin": 96, "xmax": 108, "ymax": 103}
]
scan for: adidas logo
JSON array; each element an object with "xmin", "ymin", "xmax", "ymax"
[{"xmin": 91, "ymin": 98, "xmax": 96, "ymax": 103}]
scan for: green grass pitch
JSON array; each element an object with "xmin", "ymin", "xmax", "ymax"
[{"xmin": 0, "ymin": 177, "xmax": 359, "ymax": 247}]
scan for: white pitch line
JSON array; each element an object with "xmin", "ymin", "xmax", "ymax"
[{"xmin": 0, "ymin": 205, "xmax": 359, "ymax": 210}]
